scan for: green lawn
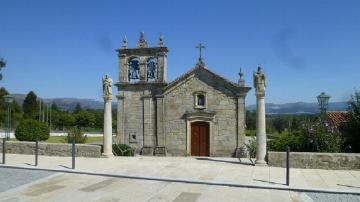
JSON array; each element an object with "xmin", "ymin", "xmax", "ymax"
[{"xmin": 10, "ymin": 136, "xmax": 103, "ymax": 144}]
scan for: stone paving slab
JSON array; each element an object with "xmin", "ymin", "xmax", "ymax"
[{"xmin": 0, "ymin": 167, "xmax": 55, "ymax": 192}]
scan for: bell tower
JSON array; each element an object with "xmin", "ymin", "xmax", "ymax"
[
  {"xmin": 116, "ymin": 32, "xmax": 168, "ymax": 84},
  {"xmin": 116, "ymin": 32, "xmax": 168, "ymax": 156}
]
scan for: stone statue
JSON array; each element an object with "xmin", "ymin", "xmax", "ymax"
[
  {"xmin": 102, "ymin": 75, "xmax": 113, "ymax": 97},
  {"xmin": 253, "ymin": 66, "xmax": 266, "ymax": 93}
]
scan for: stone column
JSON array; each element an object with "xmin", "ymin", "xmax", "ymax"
[
  {"xmin": 253, "ymin": 67, "xmax": 267, "ymax": 165},
  {"xmin": 102, "ymin": 75, "xmax": 114, "ymax": 157}
]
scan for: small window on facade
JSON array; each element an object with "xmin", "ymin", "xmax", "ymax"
[{"xmin": 194, "ymin": 92, "xmax": 206, "ymax": 109}]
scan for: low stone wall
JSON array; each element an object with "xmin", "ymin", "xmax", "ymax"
[
  {"xmin": 268, "ymin": 151, "xmax": 360, "ymax": 170},
  {"xmin": 0, "ymin": 141, "xmax": 101, "ymax": 158}
]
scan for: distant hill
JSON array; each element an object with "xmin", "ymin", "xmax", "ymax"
[
  {"xmin": 12, "ymin": 94, "xmax": 105, "ymax": 111},
  {"xmin": 12, "ymin": 94, "xmax": 348, "ymax": 114},
  {"xmin": 246, "ymin": 102, "xmax": 348, "ymax": 114}
]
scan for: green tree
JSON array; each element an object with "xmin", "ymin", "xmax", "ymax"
[
  {"xmin": 344, "ymin": 90, "xmax": 360, "ymax": 152},
  {"xmin": 75, "ymin": 110, "xmax": 96, "ymax": 129},
  {"xmin": 0, "ymin": 57, "xmax": 6, "ymax": 80},
  {"xmin": 246, "ymin": 110, "xmax": 256, "ymax": 130},
  {"xmin": 0, "ymin": 87, "xmax": 10, "ymax": 126},
  {"xmin": 57, "ymin": 112, "xmax": 76, "ymax": 129},
  {"xmin": 272, "ymin": 116, "xmax": 289, "ymax": 133},
  {"xmin": 51, "ymin": 103, "xmax": 59, "ymax": 111},
  {"xmin": 23, "ymin": 91, "xmax": 39, "ymax": 119},
  {"xmin": 74, "ymin": 103, "xmax": 82, "ymax": 114}
]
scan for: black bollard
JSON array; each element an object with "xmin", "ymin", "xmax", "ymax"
[
  {"xmin": 72, "ymin": 139, "xmax": 75, "ymax": 169},
  {"xmin": 35, "ymin": 139, "xmax": 39, "ymax": 166},
  {"xmin": 286, "ymin": 146, "xmax": 290, "ymax": 186},
  {"xmin": 2, "ymin": 138, "xmax": 5, "ymax": 164}
]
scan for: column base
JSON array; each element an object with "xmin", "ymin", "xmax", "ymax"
[
  {"xmin": 154, "ymin": 146, "xmax": 167, "ymax": 156},
  {"xmin": 141, "ymin": 146, "xmax": 154, "ymax": 156},
  {"xmin": 255, "ymin": 159, "xmax": 267, "ymax": 166},
  {"xmin": 101, "ymin": 153, "xmax": 114, "ymax": 158}
]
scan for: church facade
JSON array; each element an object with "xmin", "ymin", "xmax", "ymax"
[{"xmin": 115, "ymin": 33, "xmax": 251, "ymax": 157}]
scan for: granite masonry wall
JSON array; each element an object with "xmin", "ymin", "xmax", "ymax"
[
  {"xmin": 0, "ymin": 141, "xmax": 101, "ymax": 157},
  {"xmin": 268, "ymin": 151, "xmax": 360, "ymax": 170},
  {"xmin": 164, "ymin": 71, "xmax": 238, "ymax": 156}
]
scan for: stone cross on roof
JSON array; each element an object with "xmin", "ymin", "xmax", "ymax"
[{"xmin": 195, "ymin": 43, "xmax": 205, "ymax": 66}]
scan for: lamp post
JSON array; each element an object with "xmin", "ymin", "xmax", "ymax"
[
  {"xmin": 3, "ymin": 95, "xmax": 13, "ymax": 140},
  {"xmin": 317, "ymin": 92, "xmax": 330, "ymax": 117}
]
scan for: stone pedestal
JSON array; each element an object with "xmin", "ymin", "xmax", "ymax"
[
  {"xmin": 154, "ymin": 146, "xmax": 167, "ymax": 156},
  {"xmin": 253, "ymin": 67, "xmax": 267, "ymax": 165},
  {"xmin": 141, "ymin": 146, "xmax": 154, "ymax": 156},
  {"xmin": 103, "ymin": 96, "xmax": 114, "ymax": 157}
]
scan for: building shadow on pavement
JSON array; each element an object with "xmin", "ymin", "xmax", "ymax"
[
  {"xmin": 253, "ymin": 179, "xmax": 286, "ymax": 186},
  {"xmin": 195, "ymin": 157, "xmax": 255, "ymax": 166},
  {"xmin": 337, "ymin": 184, "xmax": 360, "ymax": 189}
]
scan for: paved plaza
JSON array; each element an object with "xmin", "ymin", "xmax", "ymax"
[{"xmin": 0, "ymin": 154, "xmax": 360, "ymax": 201}]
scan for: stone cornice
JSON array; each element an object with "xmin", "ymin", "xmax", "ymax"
[
  {"xmin": 115, "ymin": 81, "xmax": 167, "ymax": 88},
  {"xmin": 116, "ymin": 47, "xmax": 169, "ymax": 56},
  {"xmin": 184, "ymin": 110, "xmax": 216, "ymax": 121}
]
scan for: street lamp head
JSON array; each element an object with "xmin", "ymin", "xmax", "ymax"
[
  {"xmin": 3, "ymin": 95, "xmax": 14, "ymax": 104},
  {"xmin": 317, "ymin": 92, "xmax": 330, "ymax": 112}
]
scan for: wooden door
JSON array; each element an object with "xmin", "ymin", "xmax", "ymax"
[{"xmin": 191, "ymin": 122, "xmax": 209, "ymax": 156}]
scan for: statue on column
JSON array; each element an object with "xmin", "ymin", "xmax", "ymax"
[
  {"xmin": 102, "ymin": 74, "xmax": 113, "ymax": 157},
  {"xmin": 253, "ymin": 66, "xmax": 266, "ymax": 93},
  {"xmin": 253, "ymin": 65, "xmax": 267, "ymax": 165},
  {"xmin": 102, "ymin": 75, "xmax": 113, "ymax": 98}
]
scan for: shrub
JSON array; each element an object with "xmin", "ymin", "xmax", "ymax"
[
  {"xmin": 244, "ymin": 136, "xmax": 257, "ymax": 158},
  {"xmin": 299, "ymin": 120, "xmax": 344, "ymax": 153},
  {"xmin": 66, "ymin": 127, "xmax": 87, "ymax": 143},
  {"xmin": 268, "ymin": 131, "xmax": 302, "ymax": 152},
  {"xmin": 112, "ymin": 144, "xmax": 134, "ymax": 156},
  {"xmin": 268, "ymin": 120, "xmax": 344, "ymax": 153},
  {"xmin": 15, "ymin": 119, "xmax": 50, "ymax": 141}
]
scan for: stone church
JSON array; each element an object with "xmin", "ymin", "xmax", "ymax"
[{"xmin": 115, "ymin": 33, "xmax": 251, "ymax": 157}]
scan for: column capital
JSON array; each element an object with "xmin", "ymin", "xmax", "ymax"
[
  {"xmin": 256, "ymin": 91, "xmax": 265, "ymax": 98},
  {"xmin": 104, "ymin": 96, "xmax": 113, "ymax": 101}
]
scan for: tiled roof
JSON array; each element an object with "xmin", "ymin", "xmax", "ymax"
[{"xmin": 326, "ymin": 111, "xmax": 350, "ymax": 128}]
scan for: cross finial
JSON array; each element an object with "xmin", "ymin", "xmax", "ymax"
[
  {"xmin": 122, "ymin": 36, "xmax": 128, "ymax": 48},
  {"xmin": 195, "ymin": 43, "xmax": 205, "ymax": 66},
  {"xmin": 158, "ymin": 32, "xmax": 164, "ymax": 47},
  {"xmin": 238, "ymin": 67, "xmax": 245, "ymax": 86}
]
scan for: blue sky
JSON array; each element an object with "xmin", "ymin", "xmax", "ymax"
[{"xmin": 0, "ymin": 0, "xmax": 359, "ymax": 105}]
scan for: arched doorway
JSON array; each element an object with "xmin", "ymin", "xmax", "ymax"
[{"xmin": 191, "ymin": 121, "xmax": 210, "ymax": 156}]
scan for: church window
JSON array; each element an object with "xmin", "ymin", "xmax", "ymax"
[
  {"xmin": 147, "ymin": 57, "xmax": 157, "ymax": 81},
  {"xmin": 194, "ymin": 92, "xmax": 206, "ymax": 109},
  {"xmin": 128, "ymin": 58, "xmax": 140, "ymax": 81}
]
